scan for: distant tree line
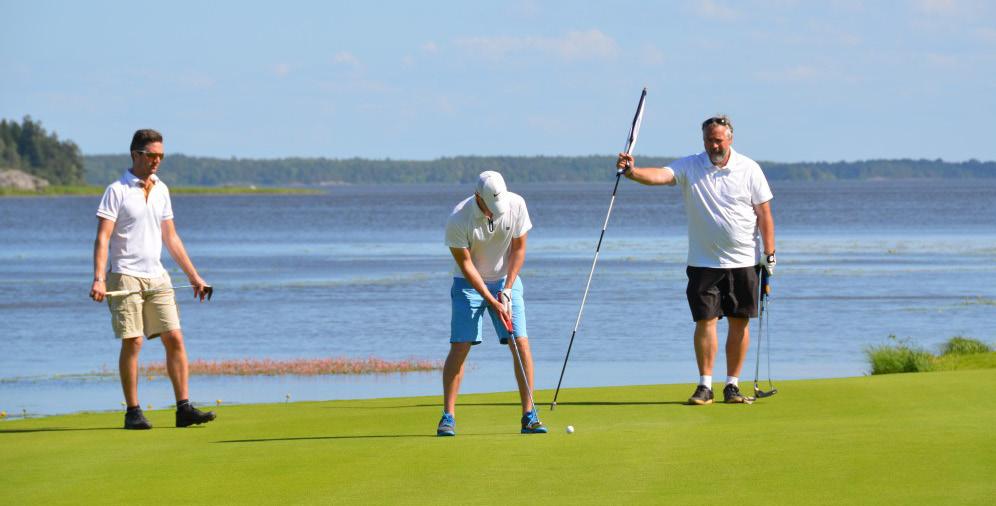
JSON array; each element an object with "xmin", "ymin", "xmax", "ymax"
[
  {"xmin": 0, "ymin": 117, "xmax": 84, "ymax": 185},
  {"xmin": 85, "ymin": 153, "xmax": 995, "ymax": 186}
]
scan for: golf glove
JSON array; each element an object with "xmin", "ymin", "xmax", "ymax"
[
  {"xmin": 499, "ymin": 288, "xmax": 512, "ymax": 314},
  {"xmin": 761, "ymin": 252, "xmax": 776, "ymax": 276}
]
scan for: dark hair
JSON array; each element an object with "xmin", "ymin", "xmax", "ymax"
[{"xmin": 130, "ymin": 129, "xmax": 163, "ymax": 152}]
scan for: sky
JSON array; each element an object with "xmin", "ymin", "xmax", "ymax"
[{"xmin": 2, "ymin": 0, "xmax": 994, "ymax": 162}]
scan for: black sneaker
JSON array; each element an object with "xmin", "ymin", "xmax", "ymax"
[
  {"xmin": 723, "ymin": 383, "xmax": 746, "ymax": 403},
  {"xmin": 176, "ymin": 404, "xmax": 216, "ymax": 428},
  {"xmin": 687, "ymin": 385, "xmax": 714, "ymax": 405},
  {"xmin": 124, "ymin": 409, "xmax": 152, "ymax": 430}
]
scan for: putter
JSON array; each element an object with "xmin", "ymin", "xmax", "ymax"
[
  {"xmin": 752, "ymin": 268, "xmax": 777, "ymax": 399},
  {"xmin": 551, "ymin": 88, "xmax": 647, "ymax": 410},
  {"xmin": 500, "ymin": 295, "xmax": 538, "ymax": 415},
  {"xmin": 105, "ymin": 284, "xmax": 213, "ymax": 301}
]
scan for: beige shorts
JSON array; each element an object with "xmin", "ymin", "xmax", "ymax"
[{"xmin": 106, "ymin": 272, "xmax": 181, "ymax": 339}]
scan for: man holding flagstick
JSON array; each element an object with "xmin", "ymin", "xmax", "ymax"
[
  {"xmin": 90, "ymin": 128, "xmax": 216, "ymax": 430},
  {"xmin": 438, "ymin": 170, "xmax": 547, "ymax": 436},
  {"xmin": 617, "ymin": 115, "xmax": 776, "ymax": 405}
]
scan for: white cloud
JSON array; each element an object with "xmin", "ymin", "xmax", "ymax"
[
  {"xmin": 333, "ymin": 51, "xmax": 360, "ymax": 67},
  {"xmin": 694, "ymin": 0, "xmax": 738, "ymax": 20},
  {"xmin": 455, "ymin": 29, "xmax": 619, "ymax": 63},
  {"xmin": 753, "ymin": 65, "xmax": 821, "ymax": 82},
  {"xmin": 421, "ymin": 41, "xmax": 439, "ymax": 54},
  {"xmin": 273, "ymin": 63, "xmax": 292, "ymax": 77}
]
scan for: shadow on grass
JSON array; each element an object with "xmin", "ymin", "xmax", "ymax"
[
  {"xmin": 321, "ymin": 400, "xmax": 688, "ymax": 410},
  {"xmin": 214, "ymin": 433, "xmax": 490, "ymax": 444},
  {"xmin": 0, "ymin": 427, "xmax": 120, "ymax": 434}
]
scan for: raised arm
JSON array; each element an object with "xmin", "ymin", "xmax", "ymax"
[
  {"xmin": 161, "ymin": 219, "xmax": 211, "ymax": 301},
  {"xmin": 616, "ymin": 153, "xmax": 675, "ymax": 186}
]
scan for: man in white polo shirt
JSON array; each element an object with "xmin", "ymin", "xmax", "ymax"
[
  {"xmin": 437, "ymin": 170, "xmax": 547, "ymax": 436},
  {"xmin": 89, "ymin": 129, "xmax": 216, "ymax": 430},
  {"xmin": 617, "ymin": 115, "xmax": 776, "ymax": 405}
]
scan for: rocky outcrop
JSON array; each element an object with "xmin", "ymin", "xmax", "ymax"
[{"xmin": 0, "ymin": 169, "xmax": 51, "ymax": 191}]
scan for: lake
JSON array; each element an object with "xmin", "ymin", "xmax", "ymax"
[{"xmin": 1, "ymin": 178, "xmax": 994, "ymax": 416}]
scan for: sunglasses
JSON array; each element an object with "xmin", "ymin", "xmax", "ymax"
[
  {"xmin": 701, "ymin": 117, "xmax": 731, "ymax": 130},
  {"xmin": 135, "ymin": 150, "xmax": 165, "ymax": 161}
]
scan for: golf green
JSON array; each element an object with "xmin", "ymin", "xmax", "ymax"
[{"xmin": 3, "ymin": 370, "xmax": 994, "ymax": 505}]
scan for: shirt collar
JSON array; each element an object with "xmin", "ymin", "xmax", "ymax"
[
  {"xmin": 702, "ymin": 147, "xmax": 739, "ymax": 170},
  {"xmin": 122, "ymin": 169, "xmax": 159, "ymax": 188}
]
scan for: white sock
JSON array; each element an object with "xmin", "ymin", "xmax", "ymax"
[
  {"xmin": 699, "ymin": 375, "xmax": 712, "ymax": 387},
  {"xmin": 726, "ymin": 376, "xmax": 739, "ymax": 387}
]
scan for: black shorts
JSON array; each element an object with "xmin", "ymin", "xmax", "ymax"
[{"xmin": 685, "ymin": 266, "xmax": 759, "ymax": 322}]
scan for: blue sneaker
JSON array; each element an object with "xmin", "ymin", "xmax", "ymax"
[
  {"xmin": 437, "ymin": 412, "xmax": 455, "ymax": 437},
  {"xmin": 520, "ymin": 409, "xmax": 548, "ymax": 434}
]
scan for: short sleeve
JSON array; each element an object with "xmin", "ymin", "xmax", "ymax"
[
  {"xmin": 96, "ymin": 186, "xmax": 119, "ymax": 221},
  {"xmin": 444, "ymin": 216, "xmax": 469, "ymax": 249},
  {"xmin": 750, "ymin": 164, "xmax": 773, "ymax": 205},
  {"xmin": 512, "ymin": 197, "xmax": 532, "ymax": 238},
  {"xmin": 160, "ymin": 185, "xmax": 174, "ymax": 221},
  {"xmin": 665, "ymin": 156, "xmax": 691, "ymax": 187}
]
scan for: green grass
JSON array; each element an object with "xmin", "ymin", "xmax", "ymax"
[
  {"xmin": 865, "ymin": 336, "xmax": 935, "ymax": 374},
  {"xmin": 3, "ymin": 371, "xmax": 995, "ymax": 505},
  {"xmin": 941, "ymin": 336, "xmax": 992, "ymax": 355},
  {"xmin": 0, "ymin": 185, "xmax": 322, "ymax": 196},
  {"xmin": 867, "ymin": 336, "xmax": 995, "ymax": 375}
]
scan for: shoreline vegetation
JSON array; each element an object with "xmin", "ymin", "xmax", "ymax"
[
  {"xmin": 0, "ymin": 357, "xmax": 443, "ymax": 384},
  {"xmin": 83, "ymin": 153, "xmax": 996, "ymax": 186},
  {"xmin": 0, "ymin": 185, "xmax": 323, "ymax": 197},
  {"xmin": 865, "ymin": 336, "xmax": 994, "ymax": 374}
]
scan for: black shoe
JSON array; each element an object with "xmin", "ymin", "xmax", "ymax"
[
  {"xmin": 723, "ymin": 383, "xmax": 746, "ymax": 403},
  {"xmin": 176, "ymin": 404, "xmax": 216, "ymax": 428},
  {"xmin": 124, "ymin": 409, "xmax": 152, "ymax": 430},
  {"xmin": 687, "ymin": 385, "xmax": 714, "ymax": 405}
]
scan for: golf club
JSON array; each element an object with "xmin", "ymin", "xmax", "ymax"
[
  {"xmin": 753, "ymin": 268, "xmax": 777, "ymax": 399},
  {"xmin": 551, "ymin": 88, "xmax": 647, "ymax": 410},
  {"xmin": 105, "ymin": 284, "xmax": 213, "ymax": 301},
  {"xmin": 499, "ymin": 297, "xmax": 538, "ymax": 415}
]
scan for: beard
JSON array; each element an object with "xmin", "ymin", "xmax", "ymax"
[{"xmin": 708, "ymin": 148, "xmax": 729, "ymax": 165}]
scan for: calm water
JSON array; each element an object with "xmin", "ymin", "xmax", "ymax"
[{"xmin": 1, "ymin": 179, "xmax": 995, "ymax": 416}]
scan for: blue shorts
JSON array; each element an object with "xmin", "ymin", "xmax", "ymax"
[{"xmin": 450, "ymin": 277, "xmax": 527, "ymax": 345}]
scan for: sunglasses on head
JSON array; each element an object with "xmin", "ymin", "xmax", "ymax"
[
  {"xmin": 135, "ymin": 150, "xmax": 164, "ymax": 161},
  {"xmin": 701, "ymin": 117, "xmax": 731, "ymax": 130}
]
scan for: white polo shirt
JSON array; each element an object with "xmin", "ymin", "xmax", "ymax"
[
  {"xmin": 666, "ymin": 148, "xmax": 773, "ymax": 268},
  {"xmin": 96, "ymin": 170, "xmax": 174, "ymax": 278},
  {"xmin": 445, "ymin": 193, "xmax": 532, "ymax": 281}
]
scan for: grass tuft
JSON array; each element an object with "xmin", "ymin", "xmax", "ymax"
[
  {"xmin": 941, "ymin": 336, "xmax": 992, "ymax": 356},
  {"xmin": 865, "ymin": 335, "xmax": 934, "ymax": 374}
]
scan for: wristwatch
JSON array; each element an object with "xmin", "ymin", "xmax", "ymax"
[{"xmin": 765, "ymin": 251, "xmax": 776, "ymax": 264}]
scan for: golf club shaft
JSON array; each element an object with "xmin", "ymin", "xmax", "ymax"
[
  {"xmin": 507, "ymin": 322, "xmax": 538, "ymax": 414},
  {"xmin": 551, "ymin": 88, "xmax": 646, "ymax": 410}
]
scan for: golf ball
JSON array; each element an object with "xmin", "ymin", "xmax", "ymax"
[{"xmin": 566, "ymin": 425, "xmax": 575, "ymax": 434}]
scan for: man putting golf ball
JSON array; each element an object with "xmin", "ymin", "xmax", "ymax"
[{"xmin": 437, "ymin": 171, "xmax": 547, "ymax": 436}]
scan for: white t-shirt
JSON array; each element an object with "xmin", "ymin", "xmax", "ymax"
[
  {"xmin": 96, "ymin": 170, "xmax": 174, "ymax": 278},
  {"xmin": 666, "ymin": 148, "xmax": 773, "ymax": 268},
  {"xmin": 445, "ymin": 193, "xmax": 532, "ymax": 281}
]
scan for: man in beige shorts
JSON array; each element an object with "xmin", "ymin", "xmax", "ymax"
[{"xmin": 89, "ymin": 129, "xmax": 216, "ymax": 430}]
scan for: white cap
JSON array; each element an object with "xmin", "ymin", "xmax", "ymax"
[{"xmin": 476, "ymin": 170, "xmax": 510, "ymax": 216}]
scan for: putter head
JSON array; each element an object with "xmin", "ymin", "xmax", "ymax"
[{"xmin": 754, "ymin": 386, "xmax": 778, "ymax": 398}]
